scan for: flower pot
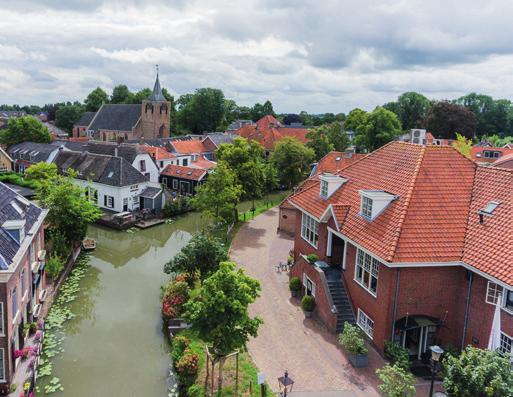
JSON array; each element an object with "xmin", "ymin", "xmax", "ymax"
[
  {"xmin": 304, "ymin": 310, "xmax": 313, "ymax": 318},
  {"xmin": 348, "ymin": 353, "xmax": 368, "ymax": 368},
  {"xmin": 291, "ymin": 290, "xmax": 298, "ymax": 298}
]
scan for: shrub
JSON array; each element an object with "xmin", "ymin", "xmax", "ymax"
[
  {"xmin": 289, "ymin": 277, "xmax": 301, "ymax": 292},
  {"xmin": 376, "ymin": 364, "xmax": 416, "ymax": 397},
  {"xmin": 306, "ymin": 253, "xmax": 318, "ymax": 264},
  {"xmin": 161, "ymin": 280, "xmax": 189, "ymax": 319},
  {"xmin": 339, "ymin": 323, "xmax": 368, "ymax": 355},
  {"xmin": 301, "ymin": 295, "xmax": 316, "ymax": 311},
  {"xmin": 46, "ymin": 254, "xmax": 64, "ymax": 279},
  {"xmin": 175, "ymin": 348, "xmax": 200, "ymax": 388},
  {"xmin": 171, "ymin": 335, "xmax": 191, "ymax": 363},
  {"xmin": 0, "ymin": 172, "xmax": 38, "ymax": 189},
  {"xmin": 163, "ymin": 196, "xmax": 191, "ymax": 217},
  {"xmin": 48, "ymin": 230, "xmax": 70, "ymax": 260},
  {"xmin": 287, "ymin": 255, "xmax": 293, "ymax": 265},
  {"xmin": 384, "ymin": 341, "xmax": 409, "ymax": 369}
]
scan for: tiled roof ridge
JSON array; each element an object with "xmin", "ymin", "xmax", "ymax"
[{"xmin": 386, "ymin": 145, "xmax": 426, "ymax": 261}]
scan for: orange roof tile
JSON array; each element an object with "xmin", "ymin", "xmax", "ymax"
[
  {"xmin": 191, "ymin": 154, "xmax": 217, "ymax": 170},
  {"xmin": 470, "ymin": 146, "xmax": 513, "ymax": 163},
  {"xmin": 492, "ymin": 152, "xmax": 513, "ymax": 169},
  {"xmin": 161, "ymin": 164, "xmax": 207, "ymax": 181},
  {"xmin": 312, "ymin": 152, "xmax": 366, "ymax": 176},
  {"xmin": 171, "ymin": 139, "xmax": 210, "ymax": 154},
  {"xmin": 142, "ymin": 146, "xmax": 176, "ymax": 160}
]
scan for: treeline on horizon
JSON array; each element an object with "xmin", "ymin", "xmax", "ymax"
[{"xmin": 2, "ymin": 87, "xmax": 513, "ymax": 142}]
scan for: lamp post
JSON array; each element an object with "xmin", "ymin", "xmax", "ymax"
[
  {"xmin": 278, "ymin": 370, "xmax": 294, "ymax": 397},
  {"xmin": 429, "ymin": 345, "xmax": 444, "ymax": 397}
]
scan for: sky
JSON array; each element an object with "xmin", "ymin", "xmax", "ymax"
[{"xmin": 2, "ymin": 0, "xmax": 513, "ymax": 113}]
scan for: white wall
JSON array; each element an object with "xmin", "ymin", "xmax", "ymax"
[{"xmin": 132, "ymin": 153, "xmax": 159, "ymax": 183}]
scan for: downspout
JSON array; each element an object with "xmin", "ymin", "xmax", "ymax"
[
  {"xmin": 391, "ymin": 269, "xmax": 401, "ymax": 340},
  {"xmin": 461, "ymin": 271, "xmax": 474, "ymax": 351}
]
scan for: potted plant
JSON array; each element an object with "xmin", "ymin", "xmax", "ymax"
[
  {"xmin": 289, "ymin": 277, "xmax": 301, "ymax": 298},
  {"xmin": 28, "ymin": 322, "xmax": 37, "ymax": 336},
  {"xmin": 339, "ymin": 323, "xmax": 369, "ymax": 368},
  {"xmin": 306, "ymin": 254, "xmax": 318, "ymax": 264},
  {"xmin": 301, "ymin": 295, "xmax": 316, "ymax": 317}
]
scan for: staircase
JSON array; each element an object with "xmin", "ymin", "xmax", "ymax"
[{"xmin": 324, "ymin": 268, "xmax": 355, "ymax": 334}]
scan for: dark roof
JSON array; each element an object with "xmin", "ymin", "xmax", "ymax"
[
  {"xmin": 2, "ymin": 183, "xmax": 35, "ymax": 198},
  {"xmin": 75, "ymin": 111, "xmax": 96, "ymax": 127},
  {"xmin": 149, "ymin": 73, "xmax": 166, "ymax": 101},
  {"xmin": 137, "ymin": 186, "xmax": 162, "ymax": 199},
  {"xmin": 88, "ymin": 104, "xmax": 141, "ymax": 132},
  {"xmin": 54, "ymin": 150, "xmax": 148, "ymax": 187},
  {"xmin": 54, "ymin": 141, "xmax": 147, "ymax": 164},
  {"xmin": 205, "ymin": 133, "xmax": 237, "ymax": 147},
  {"xmin": 8, "ymin": 142, "xmax": 58, "ymax": 162},
  {"xmin": 52, "ymin": 140, "xmax": 88, "ymax": 152},
  {"xmin": 126, "ymin": 138, "xmax": 175, "ymax": 147},
  {"xmin": 0, "ymin": 182, "xmax": 44, "ymax": 269}
]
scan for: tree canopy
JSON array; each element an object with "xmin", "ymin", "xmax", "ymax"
[
  {"xmin": 354, "ymin": 107, "xmax": 402, "ymax": 152},
  {"xmin": 84, "ymin": 87, "xmax": 109, "ymax": 112},
  {"xmin": 176, "ymin": 88, "xmax": 225, "ymax": 133},
  {"xmin": 343, "ymin": 108, "xmax": 367, "ymax": 132},
  {"xmin": 270, "ymin": 136, "xmax": 315, "ymax": 188},
  {"xmin": 424, "ymin": 101, "xmax": 478, "ymax": 139},
  {"xmin": 55, "ymin": 102, "xmax": 84, "ymax": 133},
  {"xmin": 306, "ymin": 127, "xmax": 335, "ymax": 160},
  {"xmin": 384, "ymin": 92, "xmax": 431, "ymax": 130},
  {"xmin": 0, "ymin": 116, "xmax": 52, "ymax": 146}
]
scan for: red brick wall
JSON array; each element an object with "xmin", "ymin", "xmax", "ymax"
[
  {"xmin": 292, "ymin": 211, "xmax": 329, "ymax": 262},
  {"xmin": 278, "ymin": 207, "xmax": 296, "ymax": 236}
]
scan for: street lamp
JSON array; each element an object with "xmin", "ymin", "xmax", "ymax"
[
  {"xmin": 278, "ymin": 370, "xmax": 294, "ymax": 397},
  {"xmin": 429, "ymin": 345, "xmax": 444, "ymax": 397}
]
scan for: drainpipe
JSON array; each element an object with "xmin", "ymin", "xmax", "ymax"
[
  {"xmin": 461, "ymin": 271, "xmax": 474, "ymax": 351},
  {"xmin": 391, "ymin": 269, "xmax": 401, "ymax": 340}
]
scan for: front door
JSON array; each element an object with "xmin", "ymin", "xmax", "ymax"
[
  {"xmin": 123, "ymin": 198, "xmax": 128, "ymax": 212},
  {"xmin": 401, "ymin": 325, "xmax": 437, "ymax": 360},
  {"xmin": 139, "ymin": 196, "xmax": 145, "ymax": 210}
]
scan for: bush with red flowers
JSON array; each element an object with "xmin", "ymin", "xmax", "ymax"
[
  {"xmin": 161, "ymin": 280, "xmax": 189, "ymax": 319},
  {"xmin": 174, "ymin": 347, "xmax": 199, "ymax": 387}
]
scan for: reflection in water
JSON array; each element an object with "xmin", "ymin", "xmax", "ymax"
[{"xmin": 41, "ymin": 212, "xmax": 205, "ymax": 396}]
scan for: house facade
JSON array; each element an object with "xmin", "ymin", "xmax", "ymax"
[
  {"xmin": 0, "ymin": 148, "xmax": 12, "ymax": 173},
  {"xmin": 7, "ymin": 142, "xmax": 60, "ymax": 173},
  {"xmin": 159, "ymin": 164, "xmax": 207, "ymax": 195},
  {"xmin": 287, "ymin": 142, "xmax": 513, "ymax": 363},
  {"xmin": 0, "ymin": 183, "xmax": 47, "ymax": 392}
]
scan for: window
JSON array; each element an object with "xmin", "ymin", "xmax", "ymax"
[
  {"xmin": 140, "ymin": 160, "xmax": 146, "ymax": 172},
  {"xmin": 355, "ymin": 249, "xmax": 379, "ymax": 295},
  {"xmin": 21, "ymin": 269, "xmax": 26, "ymax": 298},
  {"xmin": 0, "ymin": 348, "xmax": 4, "ymax": 382},
  {"xmin": 302, "ymin": 274, "xmax": 316, "ymax": 297},
  {"xmin": 160, "ymin": 161, "xmax": 164, "ymax": 168},
  {"xmin": 486, "ymin": 282, "xmax": 503, "ymax": 305},
  {"xmin": 182, "ymin": 159, "xmax": 188, "ymax": 166},
  {"xmin": 172, "ymin": 179, "xmax": 178, "ymax": 190},
  {"xmin": 499, "ymin": 332, "xmax": 512, "ymax": 357},
  {"xmin": 361, "ymin": 196, "xmax": 373, "ymax": 219},
  {"xmin": 12, "ymin": 287, "xmax": 18, "ymax": 319},
  {"xmin": 301, "ymin": 213, "xmax": 319, "ymax": 248},
  {"xmin": 505, "ymin": 290, "xmax": 513, "ymax": 312},
  {"xmin": 357, "ymin": 308, "xmax": 374, "ymax": 339},
  {"xmin": 162, "ymin": 177, "xmax": 168, "ymax": 185},
  {"xmin": 320, "ymin": 180, "xmax": 328, "ymax": 198},
  {"xmin": 88, "ymin": 187, "xmax": 98, "ymax": 204},
  {"xmin": 104, "ymin": 195, "xmax": 114, "ymax": 208}
]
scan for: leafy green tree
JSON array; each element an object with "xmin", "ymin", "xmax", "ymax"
[
  {"xmin": 456, "ymin": 93, "xmax": 497, "ymax": 136},
  {"xmin": 176, "ymin": 88, "xmax": 225, "ymax": 133},
  {"xmin": 164, "ymin": 233, "xmax": 228, "ymax": 279},
  {"xmin": 36, "ymin": 170, "xmax": 102, "ymax": 244},
  {"xmin": 324, "ymin": 122, "xmax": 350, "ymax": 152},
  {"xmin": 133, "ymin": 88, "xmax": 152, "ymax": 103},
  {"xmin": 184, "ymin": 261, "xmax": 263, "ymax": 391},
  {"xmin": 24, "ymin": 162, "xmax": 58, "ymax": 184},
  {"xmin": 46, "ymin": 254, "xmax": 64, "ymax": 279},
  {"xmin": 191, "ymin": 162, "xmax": 242, "ymax": 223},
  {"xmin": 55, "ymin": 102, "xmax": 84, "ymax": 133},
  {"xmin": 250, "ymin": 100, "xmax": 275, "ymax": 121},
  {"xmin": 84, "ymin": 87, "xmax": 108, "ymax": 111},
  {"xmin": 0, "ymin": 116, "xmax": 52, "ymax": 146},
  {"xmin": 283, "ymin": 114, "xmax": 302, "ymax": 125},
  {"xmin": 354, "ymin": 107, "xmax": 402, "ymax": 152},
  {"xmin": 443, "ymin": 346, "xmax": 513, "ymax": 397},
  {"xmin": 344, "ymin": 108, "xmax": 368, "ymax": 132},
  {"xmin": 270, "ymin": 136, "xmax": 315, "ymax": 188},
  {"xmin": 306, "ymin": 127, "xmax": 335, "ymax": 160},
  {"xmin": 110, "ymin": 84, "xmax": 134, "ymax": 104},
  {"xmin": 263, "ymin": 162, "xmax": 279, "ymax": 194},
  {"xmin": 376, "ymin": 364, "xmax": 416, "ymax": 397},
  {"xmin": 452, "ymin": 133, "xmax": 473, "ymax": 158},
  {"xmin": 384, "ymin": 92, "xmax": 431, "ymax": 130},
  {"xmin": 424, "ymin": 101, "xmax": 478, "ymax": 139}
]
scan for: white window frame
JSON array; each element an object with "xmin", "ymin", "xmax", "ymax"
[
  {"xmin": 357, "ymin": 308, "xmax": 374, "ymax": 339},
  {"xmin": 354, "ymin": 248, "xmax": 379, "ymax": 297},
  {"xmin": 499, "ymin": 331, "xmax": 512, "ymax": 359},
  {"xmin": 486, "ymin": 281, "xmax": 503, "ymax": 305},
  {"xmin": 172, "ymin": 179, "xmax": 178, "ymax": 190},
  {"xmin": 301, "ymin": 212, "xmax": 319, "ymax": 248},
  {"xmin": 0, "ymin": 348, "xmax": 5, "ymax": 382},
  {"xmin": 0, "ymin": 303, "xmax": 4, "ymax": 336},
  {"xmin": 302, "ymin": 273, "xmax": 316, "ymax": 298},
  {"xmin": 105, "ymin": 195, "xmax": 114, "ymax": 209},
  {"xmin": 361, "ymin": 196, "xmax": 373, "ymax": 219},
  {"xmin": 88, "ymin": 187, "xmax": 98, "ymax": 204},
  {"xmin": 320, "ymin": 180, "xmax": 328, "ymax": 198}
]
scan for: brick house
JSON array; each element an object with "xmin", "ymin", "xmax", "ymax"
[
  {"xmin": 0, "ymin": 183, "xmax": 47, "ymax": 392},
  {"xmin": 286, "ymin": 141, "xmax": 513, "ymax": 363}
]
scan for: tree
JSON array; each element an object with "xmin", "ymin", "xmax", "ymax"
[
  {"xmin": 250, "ymin": 100, "xmax": 275, "ymax": 121},
  {"xmin": 216, "ymin": 137, "xmax": 266, "ymax": 205},
  {"xmin": 270, "ymin": 136, "xmax": 315, "ymax": 188},
  {"xmin": 176, "ymin": 88, "xmax": 225, "ymax": 133},
  {"xmin": 84, "ymin": 87, "xmax": 108, "ymax": 111},
  {"xmin": 424, "ymin": 101, "xmax": 478, "ymax": 139},
  {"xmin": 55, "ymin": 102, "xmax": 84, "ymax": 133},
  {"xmin": 191, "ymin": 162, "xmax": 242, "ymax": 224},
  {"xmin": 263, "ymin": 162, "xmax": 279, "ymax": 194},
  {"xmin": 184, "ymin": 261, "xmax": 263, "ymax": 391},
  {"xmin": 376, "ymin": 364, "xmax": 416, "ymax": 397},
  {"xmin": 164, "ymin": 233, "xmax": 228, "ymax": 279},
  {"xmin": 0, "ymin": 116, "xmax": 52, "ymax": 146},
  {"xmin": 133, "ymin": 88, "xmax": 152, "ymax": 104},
  {"xmin": 354, "ymin": 107, "xmax": 402, "ymax": 152},
  {"xmin": 110, "ymin": 84, "xmax": 134, "ymax": 104},
  {"xmin": 36, "ymin": 169, "xmax": 102, "ymax": 244},
  {"xmin": 283, "ymin": 114, "xmax": 302, "ymax": 125},
  {"xmin": 306, "ymin": 128, "xmax": 335, "ymax": 160},
  {"xmin": 452, "ymin": 133, "xmax": 473, "ymax": 158},
  {"xmin": 25, "ymin": 162, "xmax": 58, "ymax": 184},
  {"xmin": 456, "ymin": 93, "xmax": 497, "ymax": 136},
  {"xmin": 343, "ymin": 108, "xmax": 367, "ymax": 132},
  {"xmin": 443, "ymin": 347, "xmax": 513, "ymax": 397},
  {"xmin": 385, "ymin": 92, "xmax": 431, "ymax": 130},
  {"xmin": 318, "ymin": 122, "xmax": 350, "ymax": 152}
]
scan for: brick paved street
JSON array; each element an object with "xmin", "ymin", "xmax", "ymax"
[{"xmin": 230, "ymin": 208, "xmax": 382, "ymax": 396}]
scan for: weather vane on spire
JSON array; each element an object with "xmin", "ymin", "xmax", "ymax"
[{"xmin": 156, "ymin": 64, "xmax": 159, "ymax": 75}]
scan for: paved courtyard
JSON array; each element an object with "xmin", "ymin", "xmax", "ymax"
[{"xmin": 230, "ymin": 208, "xmax": 382, "ymax": 396}]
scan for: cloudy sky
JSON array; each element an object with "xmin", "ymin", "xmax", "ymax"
[{"xmin": 2, "ymin": 0, "xmax": 513, "ymax": 113}]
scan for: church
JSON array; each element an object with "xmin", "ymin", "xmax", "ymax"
[{"xmin": 72, "ymin": 72, "xmax": 171, "ymax": 141}]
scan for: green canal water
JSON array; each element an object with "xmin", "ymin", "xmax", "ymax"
[{"xmin": 39, "ymin": 212, "xmax": 206, "ymax": 397}]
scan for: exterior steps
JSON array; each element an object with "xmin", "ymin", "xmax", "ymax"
[{"xmin": 324, "ymin": 269, "xmax": 356, "ymax": 334}]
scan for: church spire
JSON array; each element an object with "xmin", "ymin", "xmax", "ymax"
[{"xmin": 149, "ymin": 64, "xmax": 165, "ymax": 101}]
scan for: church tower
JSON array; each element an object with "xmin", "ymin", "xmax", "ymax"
[{"xmin": 140, "ymin": 66, "xmax": 171, "ymax": 138}]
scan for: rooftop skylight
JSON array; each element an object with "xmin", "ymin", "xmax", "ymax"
[{"xmin": 480, "ymin": 201, "xmax": 500, "ymax": 215}]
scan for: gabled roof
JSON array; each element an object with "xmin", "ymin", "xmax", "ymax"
[
  {"xmin": 8, "ymin": 141, "xmax": 58, "ymax": 163},
  {"xmin": 55, "ymin": 141, "xmax": 148, "ymax": 164},
  {"xmin": 470, "ymin": 146, "xmax": 513, "ymax": 163},
  {"xmin": 75, "ymin": 111, "xmax": 96, "ymax": 127},
  {"xmin": 310, "ymin": 151, "xmax": 366, "ymax": 177},
  {"xmin": 88, "ymin": 104, "xmax": 141, "ymax": 132},
  {"xmin": 492, "ymin": 152, "xmax": 513, "ymax": 169},
  {"xmin": 142, "ymin": 146, "xmax": 176, "ymax": 161},
  {"xmin": 463, "ymin": 167, "xmax": 512, "ymax": 285},
  {"xmin": 161, "ymin": 164, "xmax": 207, "ymax": 181},
  {"xmin": 54, "ymin": 150, "xmax": 148, "ymax": 187},
  {"xmin": 289, "ymin": 142, "xmax": 476, "ymax": 263},
  {"xmin": 190, "ymin": 154, "xmax": 216, "ymax": 170},
  {"xmin": 205, "ymin": 133, "xmax": 238, "ymax": 147},
  {"xmin": 170, "ymin": 139, "xmax": 210, "ymax": 154}
]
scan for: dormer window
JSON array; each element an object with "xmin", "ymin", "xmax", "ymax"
[
  {"xmin": 359, "ymin": 190, "xmax": 397, "ymax": 221},
  {"xmin": 3, "ymin": 220, "xmax": 25, "ymax": 244},
  {"xmin": 319, "ymin": 173, "xmax": 347, "ymax": 199},
  {"xmin": 320, "ymin": 180, "xmax": 328, "ymax": 198}
]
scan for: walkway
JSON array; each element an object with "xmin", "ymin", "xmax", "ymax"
[{"xmin": 230, "ymin": 208, "xmax": 381, "ymax": 396}]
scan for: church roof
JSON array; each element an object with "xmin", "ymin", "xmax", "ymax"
[
  {"xmin": 149, "ymin": 73, "xmax": 166, "ymax": 101},
  {"xmin": 88, "ymin": 104, "xmax": 141, "ymax": 132}
]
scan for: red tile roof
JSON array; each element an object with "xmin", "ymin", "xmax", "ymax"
[
  {"xmin": 142, "ymin": 146, "xmax": 176, "ymax": 160},
  {"xmin": 161, "ymin": 164, "xmax": 207, "ymax": 181},
  {"xmin": 463, "ymin": 167, "xmax": 512, "ymax": 284},
  {"xmin": 170, "ymin": 139, "xmax": 210, "ymax": 154},
  {"xmin": 470, "ymin": 146, "xmax": 513, "ymax": 163},
  {"xmin": 492, "ymin": 152, "xmax": 513, "ymax": 169},
  {"xmin": 312, "ymin": 152, "xmax": 366, "ymax": 176},
  {"xmin": 289, "ymin": 142, "xmax": 477, "ymax": 263},
  {"xmin": 191, "ymin": 154, "xmax": 216, "ymax": 170}
]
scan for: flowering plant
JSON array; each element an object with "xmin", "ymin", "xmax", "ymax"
[
  {"xmin": 175, "ymin": 348, "xmax": 199, "ymax": 387},
  {"xmin": 161, "ymin": 281, "xmax": 189, "ymax": 319}
]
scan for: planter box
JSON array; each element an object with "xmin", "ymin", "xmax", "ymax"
[
  {"xmin": 348, "ymin": 353, "xmax": 368, "ymax": 368},
  {"xmin": 304, "ymin": 310, "xmax": 313, "ymax": 318}
]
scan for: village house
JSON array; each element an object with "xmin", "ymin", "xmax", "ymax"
[
  {"xmin": 159, "ymin": 164, "xmax": 208, "ymax": 196},
  {"xmin": 285, "ymin": 141, "xmax": 512, "ymax": 367},
  {"xmin": 492, "ymin": 152, "xmax": 513, "ymax": 169},
  {"xmin": 0, "ymin": 111, "xmax": 26, "ymax": 130},
  {"xmin": 0, "ymin": 148, "xmax": 13, "ymax": 173},
  {"xmin": 470, "ymin": 145, "xmax": 513, "ymax": 163},
  {"xmin": 53, "ymin": 150, "xmax": 164, "ymax": 214},
  {"xmin": 7, "ymin": 142, "xmax": 60, "ymax": 173},
  {"xmin": 72, "ymin": 73, "xmax": 171, "ymax": 142},
  {"xmin": 0, "ymin": 183, "xmax": 47, "ymax": 393},
  {"xmin": 71, "ymin": 112, "xmax": 96, "ymax": 137}
]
